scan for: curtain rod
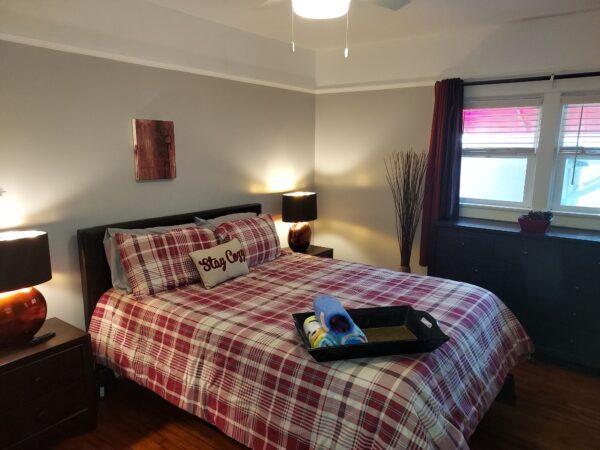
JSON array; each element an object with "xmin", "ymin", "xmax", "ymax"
[{"xmin": 463, "ymin": 71, "xmax": 600, "ymax": 87}]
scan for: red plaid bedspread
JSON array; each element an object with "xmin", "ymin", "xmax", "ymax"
[{"xmin": 90, "ymin": 252, "xmax": 532, "ymax": 449}]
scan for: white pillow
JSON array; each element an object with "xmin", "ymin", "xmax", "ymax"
[
  {"xmin": 103, "ymin": 223, "xmax": 196, "ymax": 292},
  {"xmin": 194, "ymin": 212, "xmax": 257, "ymax": 231},
  {"xmin": 189, "ymin": 239, "xmax": 249, "ymax": 289}
]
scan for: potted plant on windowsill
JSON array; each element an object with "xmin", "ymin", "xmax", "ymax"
[{"xmin": 518, "ymin": 210, "xmax": 554, "ymax": 233}]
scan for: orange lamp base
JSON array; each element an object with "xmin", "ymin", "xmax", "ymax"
[
  {"xmin": 288, "ymin": 222, "xmax": 312, "ymax": 253},
  {"xmin": 0, "ymin": 287, "xmax": 47, "ymax": 347}
]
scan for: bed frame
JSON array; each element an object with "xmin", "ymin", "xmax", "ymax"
[{"xmin": 77, "ymin": 203, "xmax": 262, "ymax": 329}]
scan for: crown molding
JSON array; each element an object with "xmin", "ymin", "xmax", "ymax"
[
  {"xmin": 0, "ymin": 33, "xmax": 441, "ymax": 96},
  {"xmin": 0, "ymin": 33, "xmax": 316, "ymax": 95},
  {"xmin": 315, "ymin": 79, "xmax": 435, "ymax": 94}
]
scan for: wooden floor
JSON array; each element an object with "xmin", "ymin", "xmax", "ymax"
[{"xmin": 54, "ymin": 360, "xmax": 599, "ymax": 450}]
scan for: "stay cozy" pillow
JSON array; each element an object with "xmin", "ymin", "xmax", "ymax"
[{"xmin": 189, "ymin": 238, "xmax": 249, "ymax": 289}]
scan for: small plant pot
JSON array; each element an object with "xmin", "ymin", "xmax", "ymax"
[{"xmin": 518, "ymin": 217, "xmax": 551, "ymax": 233}]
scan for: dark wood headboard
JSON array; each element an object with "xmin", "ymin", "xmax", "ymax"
[{"xmin": 77, "ymin": 203, "xmax": 262, "ymax": 329}]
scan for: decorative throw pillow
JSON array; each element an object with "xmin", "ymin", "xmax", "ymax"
[
  {"xmin": 116, "ymin": 227, "xmax": 217, "ymax": 296},
  {"xmin": 189, "ymin": 239, "xmax": 249, "ymax": 289},
  {"xmin": 214, "ymin": 214, "xmax": 280, "ymax": 267},
  {"xmin": 194, "ymin": 212, "xmax": 257, "ymax": 231},
  {"xmin": 103, "ymin": 223, "xmax": 197, "ymax": 293}
]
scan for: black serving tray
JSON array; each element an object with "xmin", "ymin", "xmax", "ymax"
[{"xmin": 292, "ymin": 305, "xmax": 449, "ymax": 362}]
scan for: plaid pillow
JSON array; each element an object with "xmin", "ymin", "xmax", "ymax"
[
  {"xmin": 116, "ymin": 227, "xmax": 217, "ymax": 296},
  {"xmin": 214, "ymin": 214, "xmax": 281, "ymax": 267}
]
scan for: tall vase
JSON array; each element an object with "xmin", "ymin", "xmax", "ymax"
[{"xmin": 400, "ymin": 253, "xmax": 411, "ymax": 273}]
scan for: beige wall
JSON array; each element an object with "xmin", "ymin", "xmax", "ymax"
[
  {"xmin": 314, "ymin": 87, "xmax": 435, "ymax": 274},
  {"xmin": 0, "ymin": 41, "xmax": 315, "ymax": 329}
]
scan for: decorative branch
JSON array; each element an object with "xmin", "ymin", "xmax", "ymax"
[{"xmin": 384, "ymin": 150, "xmax": 428, "ymax": 272}]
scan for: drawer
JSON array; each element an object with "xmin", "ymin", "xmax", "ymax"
[
  {"xmin": 459, "ymin": 258, "xmax": 508, "ymax": 296},
  {"xmin": 562, "ymin": 270, "xmax": 600, "ymax": 297},
  {"xmin": 523, "ymin": 301, "xmax": 597, "ymax": 334},
  {"xmin": 436, "ymin": 228, "xmax": 461, "ymax": 255},
  {"xmin": 3, "ymin": 381, "xmax": 89, "ymax": 446},
  {"xmin": 0, "ymin": 345, "xmax": 85, "ymax": 405},
  {"xmin": 435, "ymin": 228, "xmax": 494, "ymax": 260},
  {"xmin": 56, "ymin": 344, "xmax": 86, "ymax": 384},
  {"xmin": 529, "ymin": 323, "xmax": 600, "ymax": 366},
  {"xmin": 457, "ymin": 230, "xmax": 495, "ymax": 259},
  {"xmin": 561, "ymin": 242, "xmax": 600, "ymax": 269},
  {"xmin": 0, "ymin": 355, "xmax": 59, "ymax": 405},
  {"xmin": 432, "ymin": 251, "xmax": 461, "ymax": 280},
  {"xmin": 495, "ymin": 237, "xmax": 561, "ymax": 263}
]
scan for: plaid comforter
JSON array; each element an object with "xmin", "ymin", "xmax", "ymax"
[{"xmin": 90, "ymin": 252, "xmax": 532, "ymax": 449}]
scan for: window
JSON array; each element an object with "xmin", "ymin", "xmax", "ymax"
[
  {"xmin": 459, "ymin": 81, "xmax": 600, "ymax": 220},
  {"xmin": 460, "ymin": 105, "xmax": 541, "ymax": 207},
  {"xmin": 552, "ymin": 102, "xmax": 600, "ymax": 213}
]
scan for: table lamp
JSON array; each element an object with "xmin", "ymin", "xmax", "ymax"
[
  {"xmin": 282, "ymin": 191, "xmax": 317, "ymax": 253},
  {"xmin": 0, "ymin": 230, "xmax": 53, "ymax": 347}
]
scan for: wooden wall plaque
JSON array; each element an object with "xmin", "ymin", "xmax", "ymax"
[{"xmin": 132, "ymin": 119, "xmax": 176, "ymax": 181}]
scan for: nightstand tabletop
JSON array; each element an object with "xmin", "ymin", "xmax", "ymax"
[{"xmin": 305, "ymin": 245, "xmax": 334, "ymax": 258}]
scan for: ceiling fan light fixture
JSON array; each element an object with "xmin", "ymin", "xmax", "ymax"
[{"xmin": 292, "ymin": 0, "xmax": 351, "ymax": 20}]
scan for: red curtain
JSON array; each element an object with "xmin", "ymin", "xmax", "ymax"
[{"xmin": 419, "ymin": 79, "xmax": 464, "ymax": 267}]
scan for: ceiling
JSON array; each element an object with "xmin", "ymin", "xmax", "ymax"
[{"xmin": 145, "ymin": 0, "xmax": 600, "ymax": 50}]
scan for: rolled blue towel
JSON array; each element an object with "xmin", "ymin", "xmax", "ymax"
[
  {"xmin": 338, "ymin": 328, "xmax": 368, "ymax": 345},
  {"xmin": 313, "ymin": 295, "xmax": 367, "ymax": 345}
]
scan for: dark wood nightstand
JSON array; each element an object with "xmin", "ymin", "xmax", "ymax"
[
  {"xmin": 306, "ymin": 245, "xmax": 334, "ymax": 258},
  {"xmin": 0, "ymin": 318, "xmax": 98, "ymax": 449}
]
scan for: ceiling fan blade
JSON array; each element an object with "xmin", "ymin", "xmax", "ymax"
[{"xmin": 366, "ymin": 0, "xmax": 410, "ymax": 11}]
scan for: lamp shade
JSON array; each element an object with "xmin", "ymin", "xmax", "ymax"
[
  {"xmin": 0, "ymin": 231, "xmax": 52, "ymax": 292},
  {"xmin": 282, "ymin": 192, "xmax": 317, "ymax": 223}
]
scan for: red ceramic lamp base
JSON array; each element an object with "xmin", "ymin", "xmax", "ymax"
[
  {"xmin": 288, "ymin": 222, "xmax": 312, "ymax": 253},
  {"xmin": 0, "ymin": 287, "xmax": 47, "ymax": 347}
]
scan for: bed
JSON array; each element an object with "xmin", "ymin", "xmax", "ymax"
[{"xmin": 77, "ymin": 203, "xmax": 532, "ymax": 450}]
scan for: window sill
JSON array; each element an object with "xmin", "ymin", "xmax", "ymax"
[{"xmin": 460, "ymin": 203, "xmax": 600, "ymax": 230}]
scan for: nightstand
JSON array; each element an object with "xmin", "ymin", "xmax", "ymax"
[
  {"xmin": 0, "ymin": 318, "xmax": 98, "ymax": 449},
  {"xmin": 306, "ymin": 245, "xmax": 334, "ymax": 258}
]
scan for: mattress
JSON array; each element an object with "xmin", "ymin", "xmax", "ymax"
[{"xmin": 90, "ymin": 251, "xmax": 532, "ymax": 449}]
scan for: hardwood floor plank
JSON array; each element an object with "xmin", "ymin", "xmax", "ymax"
[
  {"xmin": 469, "ymin": 360, "xmax": 600, "ymax": 450},
  {"xmin": 53, "ymin": 360, "xmax": 599, "ymax": 449}
]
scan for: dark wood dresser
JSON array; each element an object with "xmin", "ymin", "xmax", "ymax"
[
  {"xmin": 429, "ymin": 219, "xmax": 600, "ymax": 372},
  {"xmin": 0, "ymin": 318, "xmax": 97, "ymax": 449}
]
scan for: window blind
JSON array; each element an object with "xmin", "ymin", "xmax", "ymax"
[
  {"xmin": 559, "ymin": 103, "xmax": 600, "ymax": 154},
  {"xmin": 462, "ymin": 106, "xmax": 541, "ymax": 155}
]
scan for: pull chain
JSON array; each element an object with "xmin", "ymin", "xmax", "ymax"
[
  {"xmin": 344, "ymin": 6, "xmax": 350, "ymax": 59},
  {"xmin": 291, "ymin": 5, "xmax": 295, "ymax": 53}
]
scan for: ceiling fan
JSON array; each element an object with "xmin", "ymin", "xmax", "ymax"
[{"xmin": 259, "ymin": 0, "xmax": 410, "ymax": 57}]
